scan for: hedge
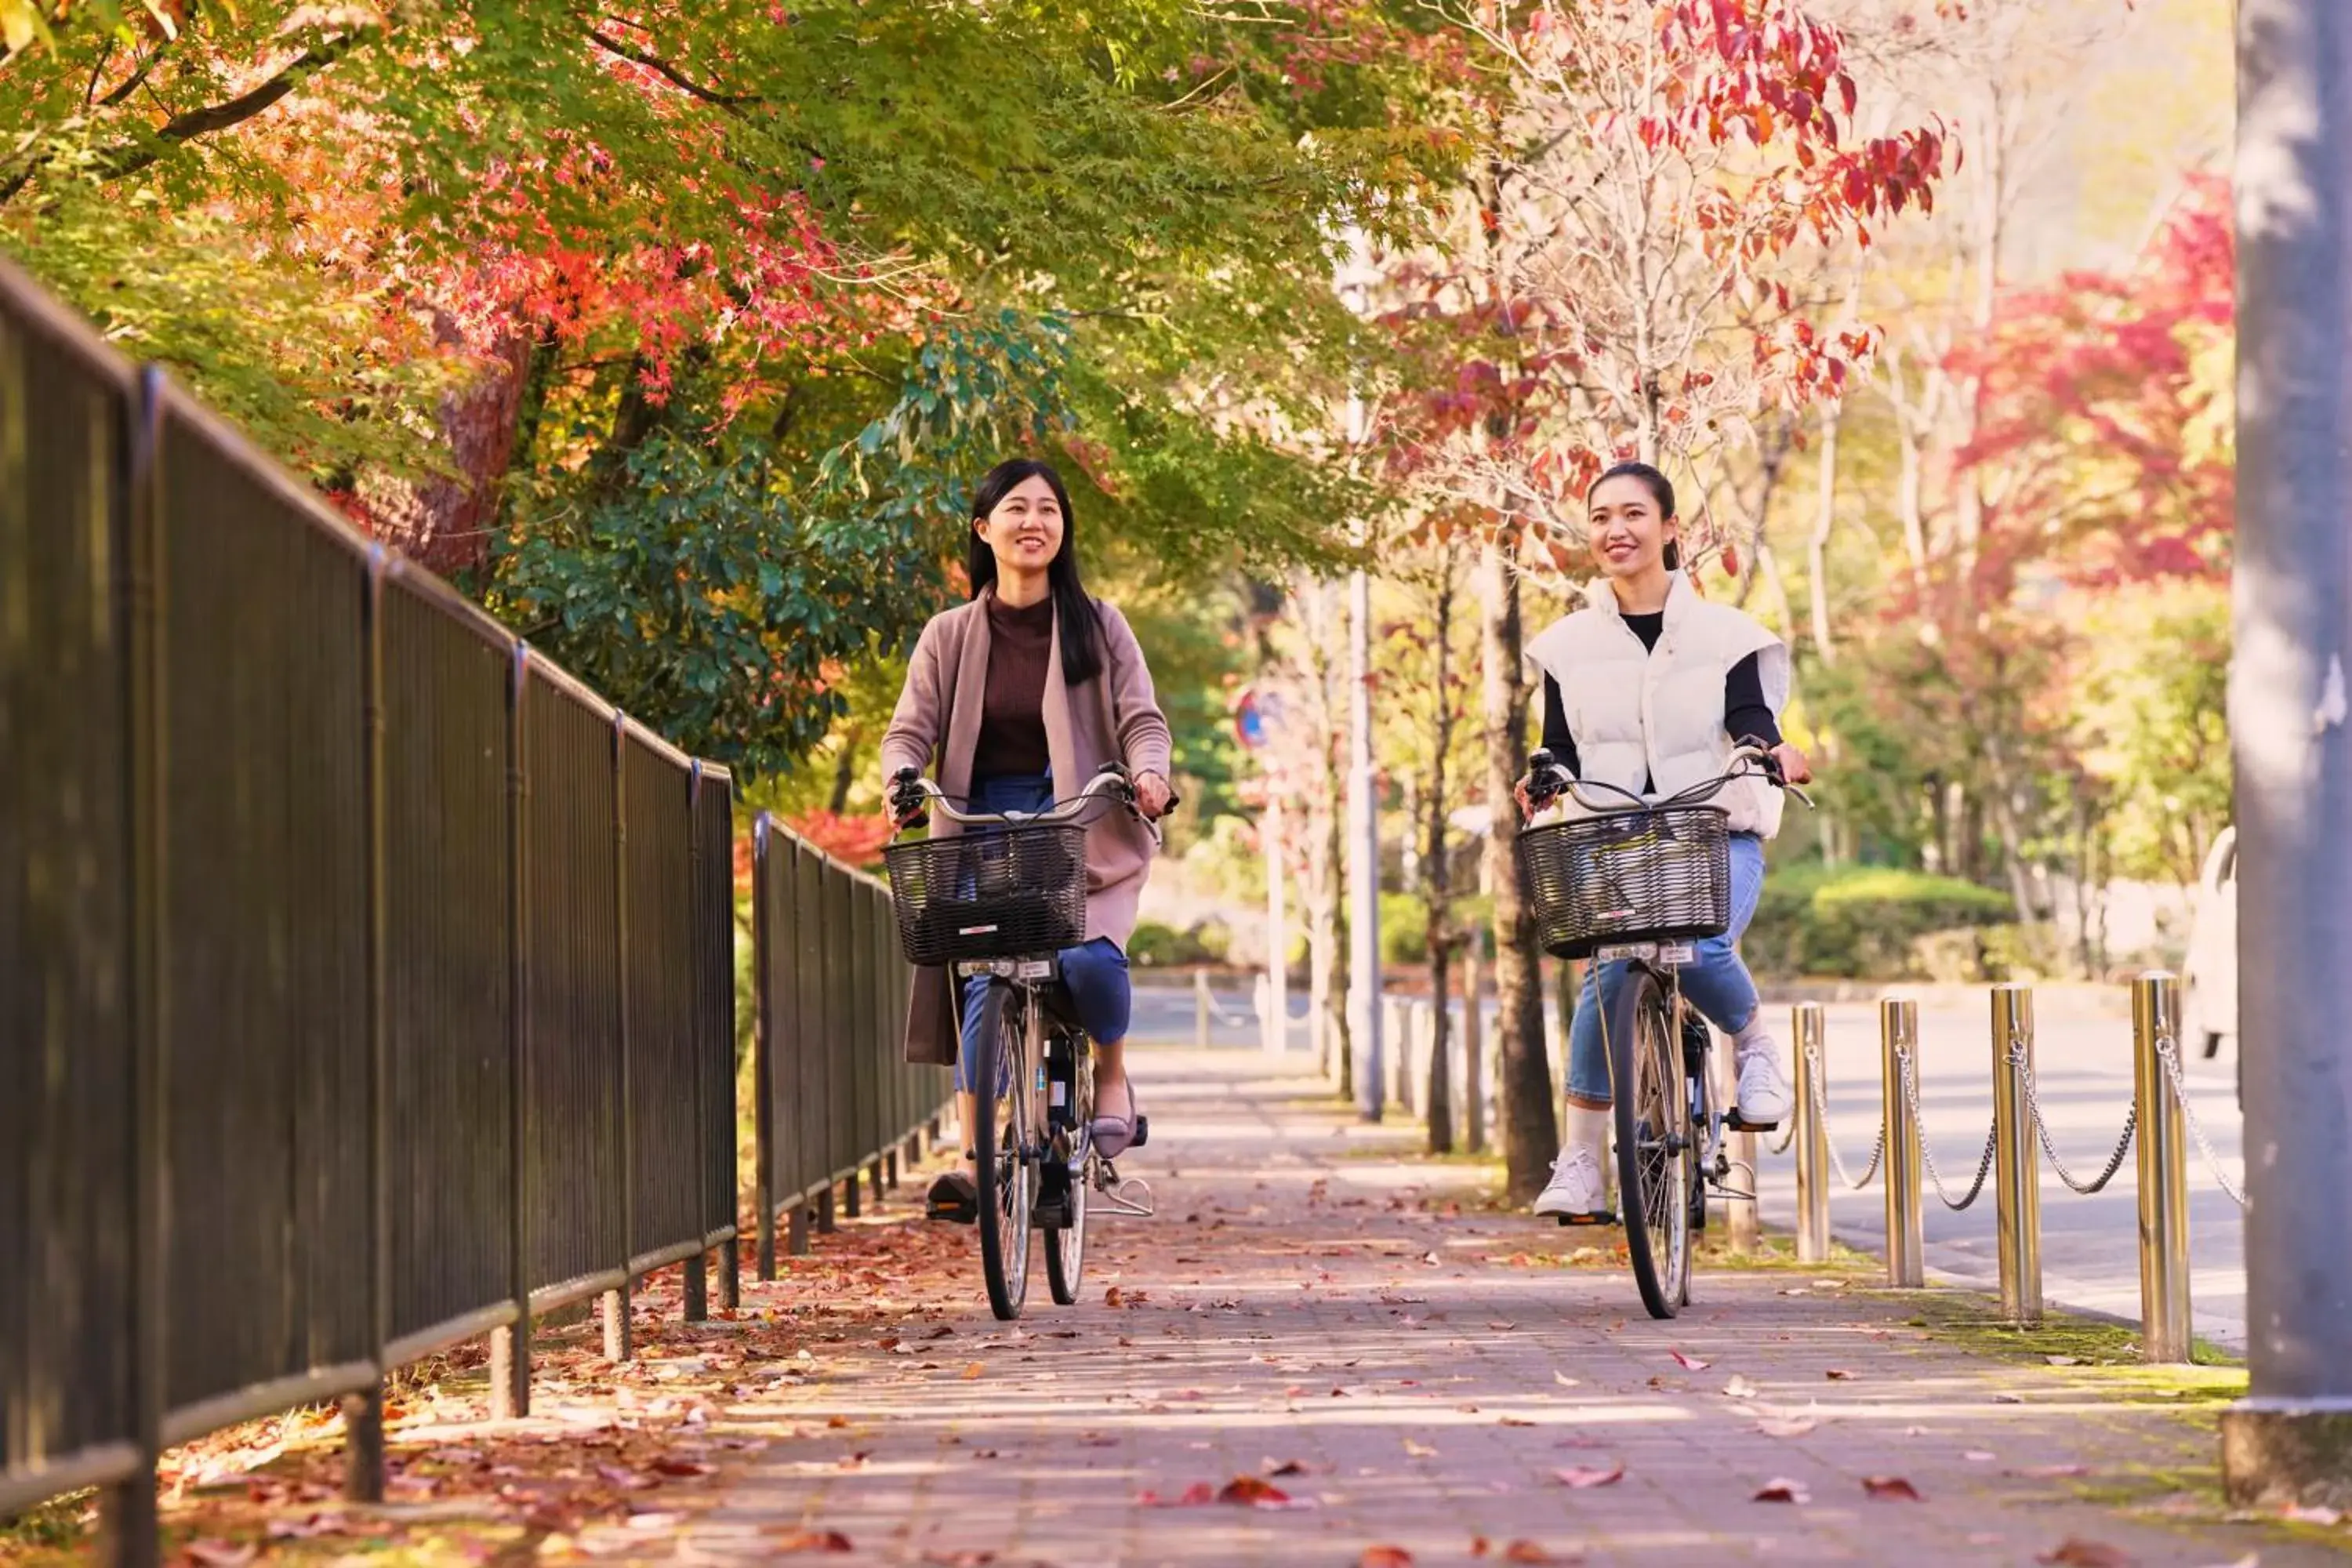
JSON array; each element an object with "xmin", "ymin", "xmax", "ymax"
[{"xmin": 1746, "ymin": 864, "xmax": 2016, "ymax": 980}]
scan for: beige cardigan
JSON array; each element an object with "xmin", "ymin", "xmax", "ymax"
[{"xmin": 880, "ymin": 589, "xmax": 1173, "ymax": 1065}]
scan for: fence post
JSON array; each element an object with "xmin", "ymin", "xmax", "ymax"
[
  {"xmin": 1991, "ymin": 984, "xmax": 2043, "ymax": 1323},
  {"xmin": 2135, "ymin": 971, "xmax": 2194, "ymax": 1363},
  {"xmin": 104, "ymin": 362, "xmax": 168, "ymax": 1568},
  {"xmin": 492, "ymin": 643, "xmax": 534, "ymax": 1417},
  {"xmin": 345, "ymin": 546, "xmax": 391, "ymax": 1504},
  {"xmin": 1196, "ymin": 968, "xmax": 1211, "ymax": 1050},
  {"xmin": 604, "ymin": 713, "xmax": 633, "ymax": 1363},
  {"xmin": 753, "ymin": 818, "xmax": 778, "ymax": 1283},
  {"xmin": 682, "ymin": 763, "xmax": 711, "ymax": 1326},
  {"xmin": 1792, "ymin": 1004, "xmax": 1830, "ymax": 1263},
  {"xmin": 1880, "ymin": 998, "xmax": 1924, "ymax": 1288}
]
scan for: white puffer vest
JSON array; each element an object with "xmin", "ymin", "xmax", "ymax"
[{"xmin": 1524, "ymin": 572, "xmax": 1792, "ymax": 838}]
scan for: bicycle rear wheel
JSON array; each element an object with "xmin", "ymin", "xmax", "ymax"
[
  {"xmin": 1044, "ymin": 1035, "xmax": 1091, "ymax": 1305},
  {"xmin": 1603, "ymin": 966, "xmax": 1691, "ymax": 1319},
  {"xmin": 973, "ymin": 982, "xmax": 1036, "ymax": 1320}
]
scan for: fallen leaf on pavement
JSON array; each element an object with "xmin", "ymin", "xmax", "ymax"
[
  {"xmin": 1965, "ymin": 1450, "xmax": 1997, "ymax": 1461},
  {"xmin": 1220, "ymin": 1475, "xmax": 1312, "ymax": 1508},
  {"xmin": 1825, "ymin": 1369, "xmax": 1856, "ymax": 1381},
  {"xmin": 184, "ymin": 1541, "xmax": 258, "ymax": 1566},
  {"xmin": 961, "ymin": 1362, "xmax": 986, "ymax": 1380},
  {"xmin": 1504, "ymin": 1544, "xmax": 1566, "ymax": 1563},
  {"xmin": 1994, "ymin": 1392, "xmax": 2027, "ymax": 1405},
  {"xmin": 1864, "ymin": 1476, "xmax": 1924, "ymax": 1501},
  {"xmin": 769, "ymin": 1528, "xmax": 855, "ymax": 1553},
  {"xmin": 1671, "ymin": 1351, "xmax": 1711, "ymax": 1371},
  {"xmin": 1753, "ymin": 1479, "xmax": 1810, "ymax": 1504},
  {"xmin": 1722, "ymin": 1375, "xmax": 1759, "ymax": 1400},
  {"xmin": 2046, "ymin": 1355, "xmax": 2082, "ymax": 1367},
  {"xmin": 2038, "ymin": 1541, "xmax": 2135, "ymax": 1566},
  {"xmin": 1552, "ymin": 1372, "xmax": 1581, "ymax": 1388},
  {"xmin": 1405, "ymin": 1439, "xmax": 1438, "ymax": 1457},
  {"xmin": 1359, "ymin": 1549, "xmax": 1416, "ymax": 1568},
  {"xmin": 2284, "ymin": 1504, "xmax": 2345, "ymax": 1526},
  {"xmin": 1553, "ymin": 1465, "xmax": 1624, "ymax": 1489},
  {"xmin": 1105, "ymin": 1286, "xmax": 1125, "ymax": 1308},
  {"xmin": 1137, "ymin": 1483, "xmax": 1216, "ymax": 1507},
  {"xmin": 1755, "ymin": 1417, "xmax": 1817, "ymax": 1439},
  {"xmin": 1264, "ymin": 1458, "xmax": 1308, "ymax": 1477},
  {"xmin": 652, "ymin": 1458, "xmax": 716, "ymax": 1477}
]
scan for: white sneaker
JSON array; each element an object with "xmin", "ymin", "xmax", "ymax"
[
  {"xmin": 1734, "ymin": 1033, "xmax": 1794, "ymax": 1126},
  {"xmin": 1533, "ymin": 1143, "xmax": 1609, "ymax": 1221}
]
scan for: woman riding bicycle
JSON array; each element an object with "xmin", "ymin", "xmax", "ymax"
[
  {"xmin": 880, "ymin": 458, "xmax": 1174, "ymax": 1225},
  {"xmin": 1522, "ymin": 461, "xmax": 1813, "ymax": 1222}
]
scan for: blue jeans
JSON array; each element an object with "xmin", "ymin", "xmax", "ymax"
[
  {"xmin": 1566, "ymin": 833, "xmax": 1767, "ymax": 1104},
  {"xmin": 953, "ymin": 772, "xmax": 1131, "ymax": 1094}
]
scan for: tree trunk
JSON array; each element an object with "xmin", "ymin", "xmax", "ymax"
[
  {"xmin": 1809, "ymin": 401, "xmax": 1842, "ymax": 662},
  {"xmin": 1423, "ymin": 558, "xmax": 1459, "ymax": 1153},
  {"xmin": 1482, "ymin": 539, "xmax": 1557, "ymax": 1200},
  {"xmin": 1462, "ymin": 942, "xmax": 1487, "ymax": 1154}
]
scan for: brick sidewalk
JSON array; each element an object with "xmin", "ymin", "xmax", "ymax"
[{"xmin": 661, "ymin": 1051, "xmax": 2340, "ymax": 1567}]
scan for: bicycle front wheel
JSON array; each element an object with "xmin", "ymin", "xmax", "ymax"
[
  {"xmin": 973, "ymin": 982, "xmax": 1037, "ymax": 1320},
  {"xmin": 1604, "ymin": 966, "xmax": 1691, "ymax": 1320}
]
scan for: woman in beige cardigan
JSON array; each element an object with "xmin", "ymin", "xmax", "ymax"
[{"xmin": 880, "ymin": 459, "xmax": 1175, "ymax": 1223}]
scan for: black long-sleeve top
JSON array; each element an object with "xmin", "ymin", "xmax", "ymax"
[{"xmin": 1537, "ymin": 610, "xmax": 1781, "ymax": 789}]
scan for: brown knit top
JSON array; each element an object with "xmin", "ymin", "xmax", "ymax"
[{"xmin": 971, "ymin": 593, "xmax": 1054, "ymax": 779}]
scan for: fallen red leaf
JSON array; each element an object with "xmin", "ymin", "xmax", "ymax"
[
  {"xmin": 769, "ymin": 1528, "xmax": 855, "ymax": 1553},
  {"xmin": 1502, "ymin": 1544, "xmax": 1562, "ymax": 1563},
  {"xmin": 1753, "ymin": 1479, "xmax": 1810, "ymax": 1504},
  {"xmin": 1864, "ymin": 1476, "xmax": 1923, "ymax": 1501},
  {"xmin": 1264, "ymin": 1458, "xmax": 1308, "ymax": 1476},
  {"xmin": 1825, "ymin": 1369, "xmax": 1857, "ymax": 1381},
  {"xmin": 652, "ymin": 1458, "xmax": 715, "ymax": 1478},
  {"xmin": 1360, "ymin": 1549, "xmax": 1416, "ymax": 1568},
  {"xmin": 1218, "ymin": 1475, "xmax": 1293, "ymax": 1506},
  {"xmin": 1553, "ymin": 1465, "xmax": 1624, "ymax": 1489},
  {"xmin": 2036, "ymin": 1542, "xmax": 2135, "ymax": 1567},
  {"xmin": 1671, "ymin": 1351, "xmax": 1711, "ymax": 1371}
]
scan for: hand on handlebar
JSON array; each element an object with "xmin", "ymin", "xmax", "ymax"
[{"xmin": 1132, "ymin": 769, "xmax": 1176, "ymax": 822}]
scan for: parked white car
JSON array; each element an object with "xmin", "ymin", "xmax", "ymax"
[{"xmin": 2180, "ymin": 826, "xmax": 2237, "ymax": 1069}]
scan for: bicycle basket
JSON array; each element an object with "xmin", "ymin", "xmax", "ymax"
[
  {"xmin": 884, "ymin": 822, "xmax": 1089, "ymax": 967},
  {"xmin": 1516, "ymin": 804, "xmax": 1732, "ymax": 960}
]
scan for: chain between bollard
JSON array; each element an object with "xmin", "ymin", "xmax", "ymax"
[
  {"xmin": 1804, "ymin": 1040, "xmax": 1886, "ymax": 1190},
  {"xmin": 2154, "ymin": 1030, "xmax": 2249, "ymax": 1209},
  {"xmin": 1897, "ymin": 1043, "xmax": 1998, "ymax": 1211},
  {"xmin": 2010, "ymin": 1030, "xmax": 2140, "ymax": 1195}
]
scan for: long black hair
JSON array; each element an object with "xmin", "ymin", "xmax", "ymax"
[
  {"xmin": 967, "ymin": 458, "xmax": 1104, "ymax": 685},
  {"xmin": 1588, "ymin": 460, "xmax": 1682, "ymax": 572}
]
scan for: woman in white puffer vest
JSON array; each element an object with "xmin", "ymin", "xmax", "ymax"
[{"xmin": 1522, "ymin": 462, "xmax": 1815, "ymax": 1221}]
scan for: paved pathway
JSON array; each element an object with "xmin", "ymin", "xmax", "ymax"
[{"xmin": 657, "ymin": 1051, "xmax": 2331, "ymax": 1567}]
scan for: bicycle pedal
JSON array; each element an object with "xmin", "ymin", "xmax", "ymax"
[
  {"xmin": 1131, "ymin": 1115, "xmax": 1149, "ymax": 1149},
  {"xmin": 1722, "ymin": 1111, "xmax": 1780, "ymax": 1133},
  {"xmin": 1555, "ymin": 1210, "xmax": 1617, "ymax": 1227}
]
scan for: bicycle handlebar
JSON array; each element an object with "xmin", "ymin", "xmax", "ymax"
[
  {"xmin": 890, "ymin": 762, "xmax": 1178, "ymax": 848},
  {"xmin": 1521, "ymin": 744, "xmax": 1814, "ymax": 820}
]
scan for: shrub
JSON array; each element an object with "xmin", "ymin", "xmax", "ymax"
[
  {"xmin": 1747, "ymin": 865, "xmax": 2016, "ymax": 980},
  {"xmin": 1126, "ymin": 918, "xmax": 1230, "ymax": 967}
]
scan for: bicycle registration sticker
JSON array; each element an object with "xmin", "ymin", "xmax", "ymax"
[{"xmin": 958, "ymin": 924, "xmax": 1000, "ymax": 936}]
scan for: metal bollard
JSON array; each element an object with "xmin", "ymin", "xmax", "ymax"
[
  {"xmin": 1880, "ymin": 998, "xmax": 1924, "ymax": 1287},
  {"xmin": 2135, "ymin": 971, "xmax": 2193, "ymax": 1363},
  {"xmin": 1195, "ymin": 970, "xmax": 1212, "ymax": 1050},
  {"xmin": 1991, "ymin": 984, "xmax": 2044, "ymax": 1323},
  {"xmin": 1792, "ymin": 1004, "xmax": 1831, "ymax": 1263}
]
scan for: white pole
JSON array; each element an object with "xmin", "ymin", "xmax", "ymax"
[{"xmin": 1265, "ymin": 795, "xmax": 1288, "ymax": 1054}]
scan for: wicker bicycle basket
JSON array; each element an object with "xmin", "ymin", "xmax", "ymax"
[
  {"xmin": 884, "ymin": 822, "xmax": 1089, "ymax": 967},
  {"xmin": 1516, "ymin": 804, "xmax": 1733, "ymax": 961}
]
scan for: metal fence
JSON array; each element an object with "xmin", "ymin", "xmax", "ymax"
[
  {"xmin": 1784, "ymin": 972, "xmax": 2238, "ymax": 1363},
  {"xmin": 0, "ymin": 256, "xmax": 944, "ymax": 1562},
  {"xmin": 748, "ymin": 813, "xmax": 951, "ymax": 1271}
]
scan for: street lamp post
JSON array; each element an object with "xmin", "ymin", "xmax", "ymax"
[{"xmin": 2222, "ymin": 0, "xmax": 2352, "ymax": 1510}]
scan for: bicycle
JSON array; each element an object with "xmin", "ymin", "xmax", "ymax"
[
  {"xmin": 1516, "ymin": 746, "xmax": 1810, "ymax": 1321},
  {"xmin": 884, "ymin": 762, "xmax": 1171, "ymax": 1321}
]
